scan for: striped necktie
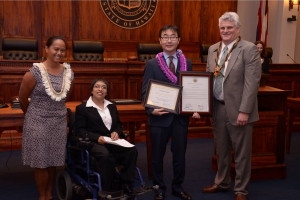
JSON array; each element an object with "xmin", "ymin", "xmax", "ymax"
[{"xmin": 214, "ymin": 46, "xmax": 228, "ymax": 98}]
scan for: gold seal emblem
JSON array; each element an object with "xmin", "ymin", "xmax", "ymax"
[{"xmin": 100, "ymin": 0, "xmax": 158, "ymax": 29}]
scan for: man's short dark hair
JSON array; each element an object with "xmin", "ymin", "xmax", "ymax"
[{"xmin": 159, "ymin": 25, "xmax": 181, "ymax": 38}]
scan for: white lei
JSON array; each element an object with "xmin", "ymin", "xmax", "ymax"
[{"xmin": 35, "ymin": 62, "xmax": 72, "ymax": 101}]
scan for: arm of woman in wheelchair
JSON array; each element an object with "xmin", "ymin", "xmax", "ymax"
[
  {"xmin": 108, "ymin": 103, "xmax": 125, "ymax": 139},
  {"xmin": 75, "ymin": 103, "xmax": 105, "ymax": 143}
]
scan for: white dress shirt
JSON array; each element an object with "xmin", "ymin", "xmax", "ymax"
[
  {"xmin": 86, "ymin": 96, "xmax": 113, "ymax": 130},
  {"xmin": 163, "ymin": 52, "xmax": 178, "ymax": 71}
]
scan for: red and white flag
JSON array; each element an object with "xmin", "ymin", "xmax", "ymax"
[{"xmin": 256, "ymin": 0, "xmax": 268, "ymax": 45}]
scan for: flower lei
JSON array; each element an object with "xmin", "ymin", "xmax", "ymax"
[
  {"xmin": 156, "ymin": 49, "xmax": 187, "ymax": 84},
  {"xmin": 36, "ymin": 62, "xmax": 72, "ymax": 101}
]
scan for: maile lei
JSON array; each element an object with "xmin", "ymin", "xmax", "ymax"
[
  {"xmin": 214, "ymin": 36, "xmax": 241, "ymax": 77},
  {"xmin": 35, "ymin": 62, "xmax": 72, "ymax": 101},
  {"xmin": 156, "ymin": 49, "xmax": 187, "ymax": 84}
]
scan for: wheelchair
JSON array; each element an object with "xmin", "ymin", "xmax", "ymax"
[{"xmin": 56, "ymin": 109, "xmax": 156, "ymax": 200}]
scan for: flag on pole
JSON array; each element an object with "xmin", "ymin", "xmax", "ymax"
[{"xmin": 256, "ymin": 0, "xmax": 268, "ymax": 45}]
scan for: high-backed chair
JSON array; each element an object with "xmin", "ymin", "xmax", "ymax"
[
  {"xmin": 137, "ymin": 43, "xmax": 162, "ymax": 62},
  {"xmin": 2, "ymin": 38, "xmax": 38, "ymax": 60},
  {"xmin": 73, "ymin": 40, "xmax": 104, "ymax": 61},
  {"xmin": 265, "ymin": 47, "xmax": 273, "ymax": 64},
  {"xmin": 200, "ymin": 44, "xmax": 211, "ymax": 63}
]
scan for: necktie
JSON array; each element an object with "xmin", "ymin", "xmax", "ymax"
[
  {"xmin": 169, "ymin": 56, "xmax": 176, "ymax": 74},
  {"xmin": 214, "ymin": 46, "xmax": 229, "ymax": 98}
]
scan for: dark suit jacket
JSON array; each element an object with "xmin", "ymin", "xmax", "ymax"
[
  {"xmin": 141, "ymin": 55, "xmax": 192, "ymax": 127},
  {"xmin": 75, "ymin": 102, "xmax": 124, "ymax": 142}
]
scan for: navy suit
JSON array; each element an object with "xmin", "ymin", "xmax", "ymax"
[
  {"xmin": 141, "ymin": 56, "xmax": 192, "ymax": 193},
  {"xmin": 75, "ymin": 102, "xmax": 138, "ymax": 191}
]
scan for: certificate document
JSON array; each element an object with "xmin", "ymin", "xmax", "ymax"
[
  {"xmin": 180, "ymin": 72, "xmax": 212, "ymax": 114},
  {"xmin": 103, "ymin": 136, "xmax": 134, "ymax": 148},
  {"xmin": 144, "ymin": 80, "xmax": 182, "ymax": 113}
]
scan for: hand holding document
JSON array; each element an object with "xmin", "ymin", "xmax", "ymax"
[{"xmin": 103, "ymin": 136, "xmax": 135, "ymax": 148}]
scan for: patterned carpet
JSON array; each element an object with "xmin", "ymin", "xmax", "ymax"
[{"xmin": 0, "ymin": 132, "xmax": 300, "ymax": 200}]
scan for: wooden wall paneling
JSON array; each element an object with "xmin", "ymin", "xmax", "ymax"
[
  {"xmin": 71, "ymin": 78, "xmax": 91, "ymax": 101},
  {"xmin": 175, "ymin": 1, "xmax": 202, "ymax": 43},
  {"xmin": 173, "ymin": 1, "xmax": 202, "ymax": 61},
  {"xmin": 252, "ymin": 114, "xmax": 279, "ymax": 154},
  {"xmin": 179, "ymin": 42, "xmax": 201, "ymax": 61},
  {"xmin": 127, "ymin": 76, "xmax": 143, "ymax": 100},
  {"xmin": 42, "ymin": 0, "xmax": 72, "ymax": 58},
  {"xmin": 0, "ymin": 1, "xmax": 3, "ymax": 57},
  {"xmin": 75, "ymin": 0, "xmax": 175, "ymax": 41},
  {"xmin": 268, "ymin": 64, "xmax": 300, "ymax": 97},
  {"xmin": 33, "ymin": 1, "xmax": 42, "ymax": 59},
  {"xmin": 1, "ymin": 0, "xmax": 41, "ymax": 58},
  {"xmin": 102, "ymin": 41, "xmax": 138, "ymax": 59},
  {"xmin": 0, "ymin": 0, "xmax": 240, "ymax": 60},
  {"xmin": 133, "ymin": 0, "xmax": 175, "ymax": 41},
  {"xmin": 71, "ymin": 0, "xmax": 79, "ymax": 41},
  {"xmin": 200, "ymin": 0, "xmax": 237, "ymax": 45},
  {"xmin": 2, "ymin": 0, "xmax": 36, "ymax": 38},
  {"xmin": 0, "ymin": 75, "xmax": 22, "ymax": 102},
  {"xmin": 76, "ymin": 1, "xmax": 104, "ymax": 40},
  {"xmin": 108, "ymin": 75, "xmax": 127, "ymax": 99},
  {"xmin": 127, "ymin": 62, "xmax": 145, "ymax": 100},
  {"xmin": 0, "ymin": 60, "xmax": 32, "ymax": 102}
]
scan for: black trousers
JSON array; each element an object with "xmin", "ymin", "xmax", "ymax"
[
  {"xmin": 150, "ymin": 116, "xmax": 188, "ymax": 193},
  {"xmin": 90, "ymin": 143, "xmax": 138, "ymax": 191}
]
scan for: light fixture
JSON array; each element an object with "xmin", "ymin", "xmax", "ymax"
[{"xmin": 289, "ymin": 0, "xmax": 299, "ymax": 11}]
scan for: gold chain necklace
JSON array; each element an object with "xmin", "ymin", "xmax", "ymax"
[{"xmin": 42, "ymin": 64, "xmax": 66, "ymax": 95}]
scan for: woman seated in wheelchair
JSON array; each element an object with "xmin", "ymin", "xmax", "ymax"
[{"xmin": 75, "ymin": 78, "xmax": 138, "ymax": 194}]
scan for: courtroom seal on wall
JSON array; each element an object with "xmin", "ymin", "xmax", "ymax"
[{"xmin": 100, "ymin": 0, "xmax": 158, "ymax": 29}]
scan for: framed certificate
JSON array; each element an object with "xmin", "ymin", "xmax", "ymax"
[
  {"xmin": 179, "ymin": 71, "xmax": 213, "ymax": 115},
  {"xmin": 144, "ymin": 79, "xmax": 182, "ymax": 113}
]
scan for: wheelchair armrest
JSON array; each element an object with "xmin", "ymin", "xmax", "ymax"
[
  {"xmin": 123, "ymin": 133, "xmax": 129, "ymax": 139},
  {"xmin": 68, "ymin": 136, "xmax": 93, "ymax": 150}
]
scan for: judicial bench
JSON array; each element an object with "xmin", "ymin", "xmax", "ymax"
[
  {"xmin": 1, "ymin": 60, "xmax": 298, "ymax": 180},
  {"xmin": 286, "ymin": 97, "xmax": 300, "ymax": 154}
]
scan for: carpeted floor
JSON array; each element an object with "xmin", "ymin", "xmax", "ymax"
[{"xmin": 1, "ymin": 132, "xmax": 300, "ymax": 200}]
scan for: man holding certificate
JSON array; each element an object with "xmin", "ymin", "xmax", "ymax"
[
  {"xmin": 142, "ymin": 25, "xmax": 199, "ymax": 200},
  {"xmin": 202, "ymin": 12, "xmax": 261, "ymax": 200}
]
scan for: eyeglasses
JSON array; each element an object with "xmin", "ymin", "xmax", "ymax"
[{"xmin": 160, "ymin": 36, "xmax": 178, "ymax": 41}]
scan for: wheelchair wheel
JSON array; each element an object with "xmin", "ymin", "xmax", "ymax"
[{"xmin": 56, "ymin": 170, "xmax": 73, "ymax": 200}]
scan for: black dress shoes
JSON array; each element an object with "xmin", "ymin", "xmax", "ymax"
[
  {"xmin": 154, "ymin": 192, "xmax": 165, "ymax": 200},
  {"xmin": 172, "ymin": 191, "xmax": 192, "ymax": 200}
]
